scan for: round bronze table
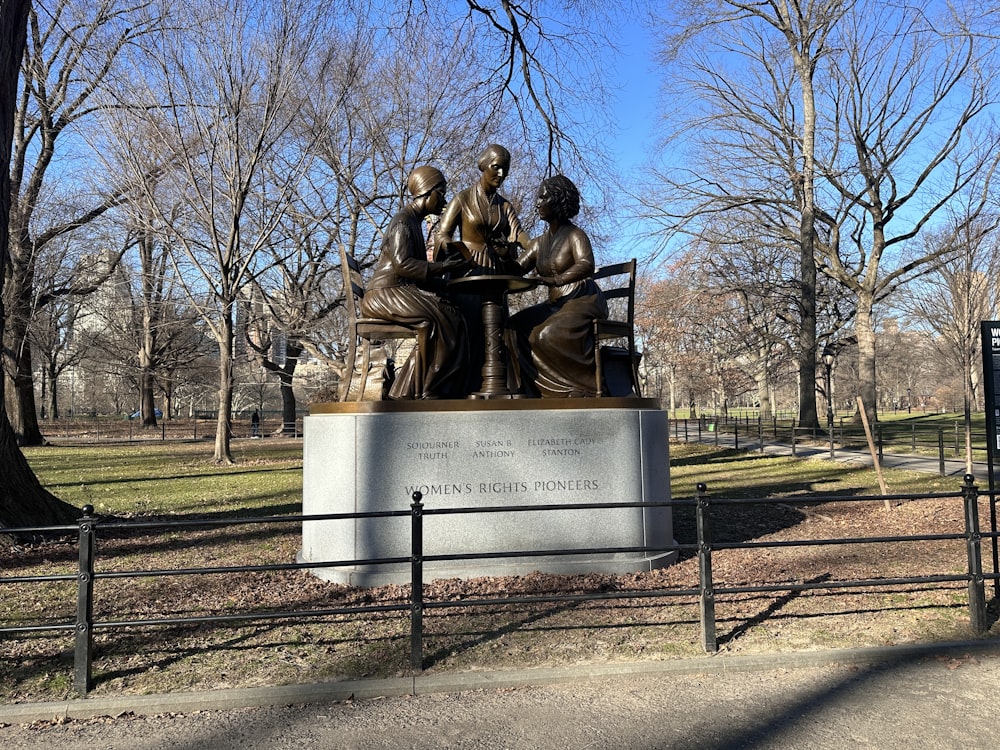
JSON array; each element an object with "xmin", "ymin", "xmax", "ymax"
[{"xmin": 448, "ymin": 274, "xmax": 538, "ymax": 399}]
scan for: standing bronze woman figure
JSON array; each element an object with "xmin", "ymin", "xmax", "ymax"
[
  {"xmin": 506, "ymin": 175, "xmax": 608, "ymax": 398},
  {"xmin": 434, "ymin": 143, "xmax": 530, "ymax": 273},
  {"xmin": 434, "ymin": 144, "xmax": 530, "ymax": 394}
]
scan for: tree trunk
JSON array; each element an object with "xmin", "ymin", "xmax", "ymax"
[
  {"xmin": 964, "ymin": 361, "xmax": 975, "ymax": 474},
  {"xmin": 793, "ymin": 41, "xmax": 820, "ymax": 431},
  {"xmin": 213, "ymin": 315, "xmax": 235, "ymax": 464},
  {"xmin": 797, "ymin": 218, "xmax": 820, "ymax": 429},
  {"xmin": 1, "ymin": 0, "xmax": 78, "ymax": 537},
  {"xmin": 265, "ymin": 339, "xmax": 302, "ymax": 435},
  {"xmin": 139, "ymin": 354, "xmax": 158, "ymax": 428},
  {"xmin": 47, "ymin": 359, "xmax": 58, "ymax": 420},
  {"xmin": 854, "ymin": 292, "xmax": 878, "ymax": 423},
  {"xmin": 277, "ymin": 362, "xmax": 298, "ymax": 435},
  {"xmin": 2, "ymin": 286, "xmax": 44, "ymax": 444},
  {"xmin": 668, "ymin": 364, "xmax": 677, "ymax": 417},
  {"xmin": 162, "ymin": 371, "xmax": 174, "ymax": 420},
  {"xmin": 757, "ymin": 342, "xmax": 773, "ymax": 421}
]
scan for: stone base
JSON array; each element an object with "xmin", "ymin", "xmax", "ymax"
[{"xmin": 300, "ymin": 398, "xmax": 675, "ymax": 587}]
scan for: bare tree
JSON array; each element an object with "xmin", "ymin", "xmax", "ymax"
[
  {"xmin": 444, "ymin": 0, "xmax": 615, "ymax": 172},
  {"xmin": 4, "ymin": 0, "xmax": 158, "ymax": 445},
  {"xmin": 899, "ymin": 216, "xmax": 1000, "ymax": 472},
  {"xmin": 1, "ymin": 0, "xmax": 78, "ymax": 532},
  {"xmin": 818, "ymin": 5, "xmax": 1000, "ymax": 422},
  {"xmin": 81, "ymin": 222, "xmax": 204, "ymax": 425},
  {"xmin": 646, "ymin": 0, "xmax": 853, "ymax": 430},
  {"xmin": 103, "ymin": 0, "xmax": 332, "ymax": 463},
  {"xmin": 635, "ymin": 268, "xmax": 737, "ymax": 417},
  {"xmin": 645, "ymin": 0, "xmax": 1000, "ymax": 427},
  {"xmin": 27, "ymin": 261, "xmax": 86, "ymax": 419}
]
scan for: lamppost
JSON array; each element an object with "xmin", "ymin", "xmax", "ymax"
[
  {"xmin": 907, "ymin": 387, "xmax": 911, "ymax": 414},
  {"xmin": 823, "ymin": 348, "xmax": 835, "ymax": 459}
]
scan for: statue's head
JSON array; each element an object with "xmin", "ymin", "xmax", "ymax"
[
  {"xmin": 538, "ymin": 175, "xmax": 580, "ymax": 220},
  {"xmin": 407, "ymin": 165, "xmax": 446, "ymax": 198},
  {"xmin": 476, "ymin": 144, "xmax": 511, "ymax": 172}
]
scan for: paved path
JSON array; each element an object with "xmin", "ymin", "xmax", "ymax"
[
  {"xmin": 684, "ymin": 429, "xmax": 991, "ymax": 484},
  {"xmin": 2, "ymin": 642, "xmax": 1000, "ymax": 748}
]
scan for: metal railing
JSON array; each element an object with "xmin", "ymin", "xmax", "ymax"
[
  {"xmin": 670, "ymin": 416, "xmax": 987, "ymax": 473},
  {"xmin": 1, "ymin": 476, "xmax": 994, "ymax": 696},
  {"xmin": 36, "ymin": 416, "xmax": 305, "ymax": 442}
]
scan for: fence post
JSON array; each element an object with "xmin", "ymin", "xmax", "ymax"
[
  {"xmin": 791, "ymin": 427, "xmax": 797, "ymax": 456},
  {"xmin": 877, "ymin": 426, "xmax": 884, "ymax": 463},
  {"xmin": 74, "ymin": 505, "xmax": 97, "ymax": 695},
  {"xmin": 961, "ymin": 475, "xmax": 988, "ymax": 634},
  {"xmin": 938, "ymin": 428, "xmax": 945, "ymax": 476},
  {"xmin": 684, "ymin": 418, "xmax": 688, "ymax": 442},
  {"xmin": 410, "ymin": 491, "xmax": 425, "ymax": 672},
  {"xmin": 911, "ymin": 424, "xmax": 916, "ymax": 452},
  {"xmin": 758, "ymin": 417, "xmax": 764, "ymax": 454},
  {"xmin": 734, "ymin": 423, "xmax": 739, "ymax": 451},
  {"xmin": 696, "ymin": 483, "xmax": 718, "ymax": 653}
]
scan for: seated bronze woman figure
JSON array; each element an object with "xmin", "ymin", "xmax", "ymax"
[
  {"xmin": 360, "ymin": 166, "xmax": 470, "ymax": 399},
  {"xmin": 505, "ymin": 175, "xmax": 608, "ymax": 398}
]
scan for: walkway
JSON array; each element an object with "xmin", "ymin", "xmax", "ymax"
[
  {"xmin": 684, "ymin": 428, "xmax": 991, "ymax": 484},
  {"xmin": 2, "ymin": 641, "xmax": 1000, "ymax": 748}
]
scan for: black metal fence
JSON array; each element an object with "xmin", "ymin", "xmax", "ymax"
[
  {"xmin": 669, "ymin": 416, "xmax": 987, "ymax": 472},
  {"xmin": 1, "ymin": 476, "xmax": 995, "ymax": 696},
  {"xmin": 36, "ymin": 416, "xmax": 305, "ymax": 442}
]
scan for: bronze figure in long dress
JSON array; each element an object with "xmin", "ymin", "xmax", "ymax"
[
  {"xmin": 360, "ymin": 166, "xmax": 469, "ymax": 399},
  {"xmin": 505, "ymin": 175, "xmax": 608, "ymax": 398},
  {"xmin": 434, "ymin": 143, "xmax": 530, "ymax": 273},
  {"xmin": 433, "ymin": 144, "xmax": 531, "ymax": 394}
]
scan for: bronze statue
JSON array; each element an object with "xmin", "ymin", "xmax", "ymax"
[
  {"xmin": 505, "ymin": 175, "xmax": 608, "ymax": 398},
  {"xmin": 434, "ymin": 144, "xmax": 530, "ymax": 273},
  {"xmin": 360, "ymin": 166, "xmax": 470, "ymax": 399},
  {"xmin": 434, "ymin": 144, "xmax": 532, "ymax": 395}
]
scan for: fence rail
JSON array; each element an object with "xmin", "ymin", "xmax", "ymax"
[
  {"xmin": 669, "ymin": 416, "xmax": 987, "ymax": 472},
  {"xmin": 34, "ymin": 416, "xmax": 304, "ymax": 442},
  {"xmin": 1, "ymin": 476, "xmax": 996, "ymax": 695}
]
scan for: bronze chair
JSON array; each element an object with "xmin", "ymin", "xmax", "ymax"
[
  {"xmin": 593, "ymin": 259, "xmax": 641, "ymax": 397},
  {"xmin": 339, "ymin": 249, "xmax": 430, "ymax": 400}
]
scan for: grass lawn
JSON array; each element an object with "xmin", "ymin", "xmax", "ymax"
[{"xmin": 23, "ymin": 439, "xmax": 304, "ymax": 517}]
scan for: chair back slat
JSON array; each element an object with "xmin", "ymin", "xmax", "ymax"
[{"xmin": 592, "ymin": 258, "xmax": 640, "ymax": 397}]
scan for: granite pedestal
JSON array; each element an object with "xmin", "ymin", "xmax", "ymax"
[{"xmin": 300, "ymin": 398, "xmax": 674, "ymax": 586}]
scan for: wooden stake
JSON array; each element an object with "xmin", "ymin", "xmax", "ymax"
[{"xmin": 857, "ymin": 396, "xmax": 891, "ymax": 510}]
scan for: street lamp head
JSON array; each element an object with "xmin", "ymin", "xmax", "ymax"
[{"xmin": 822, "ymin": 348, "xmax": 835, "ymax": 367}]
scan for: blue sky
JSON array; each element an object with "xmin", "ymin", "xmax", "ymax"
[{"xmin": 606, "ymin": 18, "xmax": 660, "ymax": 174}]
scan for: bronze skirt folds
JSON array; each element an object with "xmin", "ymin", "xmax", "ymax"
[
  {"xmin": 506, "ymin": 280, "xmax": 608, "ymax": 398},
  {"xmin": 360, "ymin": 285, "xmax": 468, "ymax": 399}
]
